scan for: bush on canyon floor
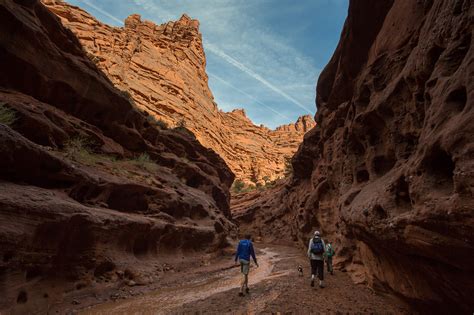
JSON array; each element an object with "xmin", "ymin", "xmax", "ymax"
[
  {"xmin": 0, "ymin": 102, "xmax": 16, "ymax": 126},
  {"xmin": 232, "ymin": 180, "xmax": 245, "ymax": 193},
  {"xmin": 259, "ymin": 180, "xmax": 276, "ymax": 191},
  {"xmin": 232, "ymin": 178, "xmax": 277, "ymax": 194}
]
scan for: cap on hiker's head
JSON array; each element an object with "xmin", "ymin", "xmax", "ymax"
[{"xmin": 314, "ymin": 231, "xmax": 320, "ymax": 236}]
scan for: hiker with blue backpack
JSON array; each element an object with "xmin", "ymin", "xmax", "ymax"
[
  {"xmin": 235, "ymin": 234, "xmax": 258, "ymax": 296},
  {"xmin": 308, "ymin": 231, "xmax": 326, "ymax": 288}
]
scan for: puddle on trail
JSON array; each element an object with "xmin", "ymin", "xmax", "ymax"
[{"xmin": 81, "ymin": 248, "xmax": 288, "ymax": 315}]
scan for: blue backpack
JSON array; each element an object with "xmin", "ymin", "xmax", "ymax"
[{"xmin": 310, "ymin": 238, "xmax": 324, "ymax": 255}]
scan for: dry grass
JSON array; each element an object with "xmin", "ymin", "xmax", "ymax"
[
  {"xmin": 64, "ymin": 136, "xmax": 97, "ymax": 164},
  {"xmin": 64, "ymin": 136, "xmax": 159, "ymax": 178},
  {"xmin": 0, "ymin": 102, "xmax": 16, "ymax": 126},
  {"xmin": 131, "ymin": 153, "xmax": 158, "ymax": 172}
]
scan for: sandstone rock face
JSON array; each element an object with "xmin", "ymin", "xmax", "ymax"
[
  {"xmin": 234, "ymin": 0, "xmax": 473, "ymax": 311},
  {"xmin": 0, "ymin": 0, "xmax": 235, "ymax": 312},
  {"xmin": 43, "ymin": 0, "xmax": 315, "ymax": 185},
  {"xmin": 220, "ymin": 111, "xmax": 314, "ymax": 183}
]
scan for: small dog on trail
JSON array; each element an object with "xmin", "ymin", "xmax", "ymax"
[{"xmin": 297, "ymin": 265, "xmax": 303, "ymax": 277}]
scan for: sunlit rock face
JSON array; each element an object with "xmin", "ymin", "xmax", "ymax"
[
  {"xmin": 234, "ymin": 0, "xmax": 474, "ymax": 312},
  {"xmin": 43, "ymin": 0, "xmax": 315, "ymax": 185}
]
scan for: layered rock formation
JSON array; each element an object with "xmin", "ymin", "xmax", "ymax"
[
  {"xmin": 235, "ymin": 0, "xmax": 474, "ymax": 312},
  {"xmin": 0, "ymin": 0, "xmax": 236, "ymax": 312},
  {"xmin": 43, "ymin": 0, "xmax": 315, "ymax": 185},
  {"xmin": 221, "ymin": 110, "xmax": 314, "ymax": 183}
]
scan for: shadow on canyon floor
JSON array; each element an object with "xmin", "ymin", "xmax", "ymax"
[{"xmin": 47, "ymin": 245, "xmax": 411, "ymax": 314}]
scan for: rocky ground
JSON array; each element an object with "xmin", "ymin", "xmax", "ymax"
[{"xmin": 58, "ymin": 244, "xmax": 412, "ymax": 314}]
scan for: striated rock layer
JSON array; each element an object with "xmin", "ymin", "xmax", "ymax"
[
  {"xmin": 0, "ymin": 0, "xmax": 236, "ymax": 312},
  {"xmin": 43, "ymin": 0, "xmax": 315, "ymax": 185},
  {"xmin": 234, "ymin": 0, "xmax": 474, "ymax": 312}
]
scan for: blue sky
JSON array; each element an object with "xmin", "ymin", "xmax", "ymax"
[{"xmin": 67, "ymin": 0, "xmax": 348, "ymax": 128}]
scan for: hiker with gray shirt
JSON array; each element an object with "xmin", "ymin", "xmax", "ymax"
[{"xmin": 307, "ymin": 230, "xmax": 326, "ymax": 288}]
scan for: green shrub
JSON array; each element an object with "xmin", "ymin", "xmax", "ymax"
[
  {"xmin": 0, "ymin": 102, "xmax": 16, "ymax": 126},
  {"xmin": 242, "ymin": 185, "xmax": 256, "ymax": 193},
  {"xmin": 232, "ymin": 179, "xmax": 245, "ymax": 194}
]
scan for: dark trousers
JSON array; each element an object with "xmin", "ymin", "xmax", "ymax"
[
  {"xmin": 310, "ymin": 259, "xmax": 324, "ymax": 280},
  {"xmin": 327, "ymin": 256, "xmax": 333, "ymax": 273}
]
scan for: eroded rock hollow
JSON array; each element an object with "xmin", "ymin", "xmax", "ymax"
[{"xmin": 234, "ymin": 0, "xmax": 474, "ymax": 311}]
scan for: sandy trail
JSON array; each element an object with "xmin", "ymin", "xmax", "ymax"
[
  {"xmin": 81, "ymin": 248, "xmax": 287, "ymax": 315},
  {"xmin": 79, "ymin": 245, "xmax": 411, "ymax": 314}
]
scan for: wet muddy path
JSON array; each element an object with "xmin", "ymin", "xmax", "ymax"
[
  {"xmin": 79, "ymin": 245, "xmax": 412, "ymax": 314},
  {"xmin": 81, "ymin": 248, "xmax": 287, "ymax": 314}
]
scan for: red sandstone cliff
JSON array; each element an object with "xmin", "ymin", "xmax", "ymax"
[
  {"xmin": 234, "ymin": 0, "xmax": 474, "ymax": 312},
  {"xmin": 0, "ymin": 0, "xmax": 236, "ymax": 312},
  {"xmin": 43, "ymin": 0, "xmax": 315, "ymax": 185}
]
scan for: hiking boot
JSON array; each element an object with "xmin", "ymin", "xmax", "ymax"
[
  {"xmin": 310, "ymin": 279, "xmax": 314, "ymax": 287},
  {"xmin": 245, "ymin": 288, "xmax": 250, "ymax": 294},
  {"xmin": 319, "ymin": 280, "xmax": 325, "ymax": 288},
  {"xmin": 238, "ymin": 292, "xmax": 244, "ymax": 297}
]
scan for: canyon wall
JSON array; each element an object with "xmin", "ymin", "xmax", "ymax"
[
  {"xmin": 235, "ymin": 0, "xmax": 474, "ymax": 311},
  {"xmin": 0, "ymin": 0, "xmax": 236, "ymax": 312},
  {"xmin": 43, "ymin": 0, "xmax": 315, "ymax": 185}
]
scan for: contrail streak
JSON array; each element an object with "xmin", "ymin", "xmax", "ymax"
[
  {"xmin": 208, "ymin": 72, "xmax": 291, "ymax": 121},
  {"xmin": 131, "ymin": 0, "xmax": 314, "ymax": 114},
  {"xmin": 205, "ymin": 41, "xmax": 314, "ymax": 114},
  {"xmin": 79, "ymin": 0, "xmax": 123, "ymax": 25}
]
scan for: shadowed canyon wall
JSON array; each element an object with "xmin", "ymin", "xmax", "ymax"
[
  {"xmin": 43, "ymin": 0, "xmax": 315, "ymax": 185},
  {"xmin": 0, "ymin": 0, "xmax": 236, "ymax": 312},
  {"xmin": 234, "ymin": 0, "xmax": 474, "ymax": 311}
]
